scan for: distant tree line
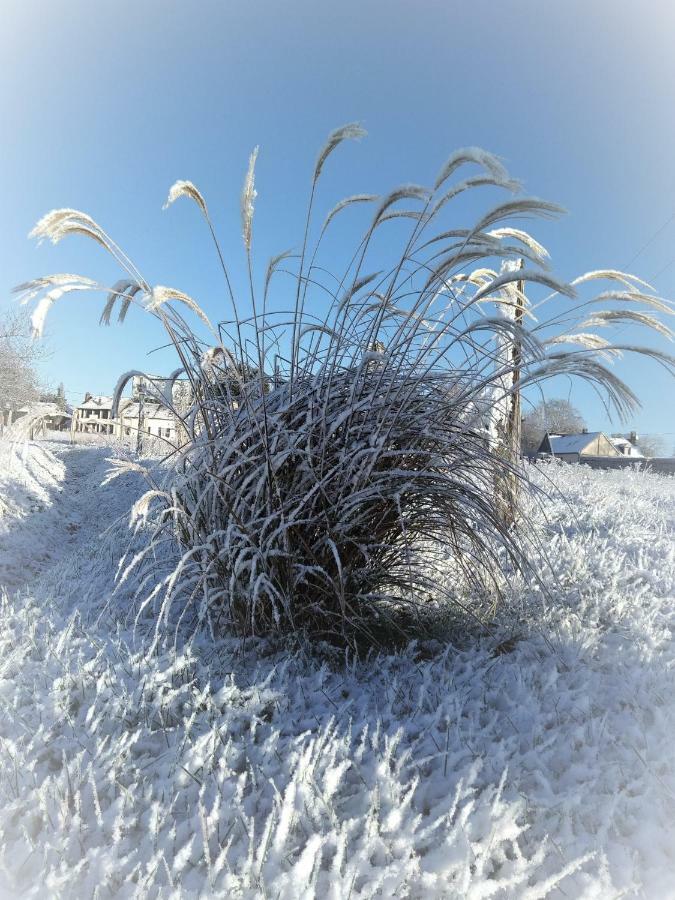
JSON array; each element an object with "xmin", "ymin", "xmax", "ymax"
[
  {"xmin": 0, "ymin": 311, "xmax": 41, "ymax": 416},
  {"xmin": 0, "ymin": 310, "xmax": 66, "ymax": 425}
]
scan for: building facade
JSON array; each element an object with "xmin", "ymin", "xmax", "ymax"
[
  {"xmin": 72, "ymin": 395, "xmax": 114, "ymax": 434},
  {"xmin": 538, "ymin": 431, "xmax": 621, "ymax": 463},
  {"xmin": 117, "ymin": 398, "xmax": 179, "ymax": 443},
  {"xmin": 74, "ymin": 375, "xmax": 190, "ymax": 447}
]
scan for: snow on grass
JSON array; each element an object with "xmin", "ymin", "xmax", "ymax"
[
  {"xmin": 0, "ymin": 438, "xmax": 144, "ymax": 595},
  {"xmin": 0, "ymin": 444, "xmax": 674, "ymax": 897},
  {"xmin": 0, "ymin": 440, "xmax": 64, "ymax": 523}
]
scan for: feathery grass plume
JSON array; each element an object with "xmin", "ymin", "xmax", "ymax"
[
  {"xmin": 29, "ymin": 282, "xmax": 95, "ymax": 337},
  {"xmin": 336, "ymin": 272, "xmax": 383, "ymax": 311},
  {"xmin": 320, "ymin": 194, "xmax": 379, "ymax": 235},
  {"xmin": 130, "ymin": 489, "xmax": 174, "ymax": 527},
  {"xmin": 30, "ymin": 293, "xmax": 58, "ymax": 339},
  {"xmin": 13, "ymin": 273, "xmax": 98, "ymax": 305},
  {"xmin": 434, "ymin": 147, "xmax": 512, "ymax": 191},
  {"xmin": 29, "ymin": 208, "xmax": 102, "ymax": 245},
  {"xmin": 264, "ymin": 249, "xmax": 295, "ymax": 299},
  {"xmin": 19, "ymin": 130, "xmax": 675, "ymax": 651},
  {"xmin": 163, "ymin": 180, "xmax": 209, "ymax": 217},
  {"xmin": 580, "ymin": 309, "xmax": 674, "ymax": 339},
  {"xmin": 589, "ymin": 290, "xmax": 673, "ymax": 315},
  {"xmin": 28, "ymin": 209, "xmax": 149, "ymax": 294},
  {"xmin": 241, "ymin": 147, "xmax": 259, "ymax": 251},
  {"xmin": 546, "ymin": 332, "xmax": 615, "ymax": 351},
  {"xmin": 314, "ymin": 123, "xmax": 366, "ymax": 183},
  {"xmin": 101, "ymin": 457, "xmax": 155, "ymax": 487},
  {"xmin": 487, "ymin": 228, "xmax": 550, "ymax": 263},
  {"xmin": 372, "ymin": 185, "xmax": 431, "ymax": 227},
  {"xmin": 571, "ymin": 269, "xmax": 654, "ymax": 290},
  {"xmin": 471, "ymin": 198, "xmax": 565, "ymax": 235},
  {"xmin": 148, "ymin": 286, "xmax": 215, "ymax": 332}
]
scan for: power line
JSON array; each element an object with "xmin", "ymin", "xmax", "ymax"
[
  {"xmin": 622, "ymin": 210, "xmax": 675, "ymax": 271},
  {"xmin": 651, "ymin": 255, "xmax": 675, "ymax": 282},
  {"xmin": 605, "ymin": 210, "xmax": 675, "ymax": 340}
]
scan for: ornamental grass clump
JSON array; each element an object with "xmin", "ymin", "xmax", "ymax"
[{"xmin": 17, "ymin": 125, "xmax": 675, "ymax": 649}]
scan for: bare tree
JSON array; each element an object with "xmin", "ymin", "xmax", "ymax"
[
  {"xmin": 0, "ymin": 311, "xmax": 42, "ymax": 428},
  {"xmin": 40, "ymin": 381, "xmax": 67, "ymax": 411},
  {"xmin": 637, "ymin": 434, "xmax": 667, "ymax": 458},
  {"xmin": 521, "ymin": 399, "xmax": 586, "ymax": 455}
]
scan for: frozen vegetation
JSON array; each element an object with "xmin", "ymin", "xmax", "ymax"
[
  {"xmin": 0, "ymin": 438, "xmax": 673, "ymax": 897},
  {"xmin": 6, "ymin": 120, "xmax": 675, "ymax": 900}
]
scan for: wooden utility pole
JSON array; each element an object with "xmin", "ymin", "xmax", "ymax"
[
  {"xmin": 136, "ymin": 391, "xmax": 145, "ymax": 456},
  {"xmin": 507, "ymin": 266, "xmax": 525, "ymax": 466},
  {"xmin": 493, "ymin": 258, "xmax": 525, "ymax": 526}
]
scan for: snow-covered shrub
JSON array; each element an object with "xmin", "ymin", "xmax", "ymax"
[{"xmin": 16, "ymin": 127, "xmax": 675, "ymax": 647}]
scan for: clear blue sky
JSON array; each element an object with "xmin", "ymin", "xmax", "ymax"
[{"xmin": 2, "ymin": 0, "xmax": 675, "ymax": 445}]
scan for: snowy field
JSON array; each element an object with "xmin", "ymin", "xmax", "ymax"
[{"xmin": 0, "ymin": 439, "xmax": 674, "ymax": 898}]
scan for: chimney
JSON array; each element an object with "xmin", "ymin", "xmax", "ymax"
[
  {"xmin": 629, "ymin": 430, "xmax": 638, "ymax": 445},
  {"xmin": 84, "ymin": 392, "xmax": 92, "ymax": 403},
  {"xmin": 582, "ymin": 427, "xmax": 588, "ymax": 434}
]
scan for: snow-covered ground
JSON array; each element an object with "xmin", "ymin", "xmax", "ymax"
[{"xmin": 0, "ymin": 439, "xmax": 673, "ymax": 898}]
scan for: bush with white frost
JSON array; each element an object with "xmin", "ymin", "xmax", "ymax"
[{"xmin": 16, "ymin": 126, "xmax": 675, "ymax": 647}]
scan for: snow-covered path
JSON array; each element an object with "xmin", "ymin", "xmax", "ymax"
[
  {"xmin": 0, "ymin": 441, "xmax": 136, "ymax": 595},
  {"xmin": 0, "ymin": 443, "xmax": 674, "ymax": 898}
]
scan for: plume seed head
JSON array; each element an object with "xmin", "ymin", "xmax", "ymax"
[
  {"xmin": 30, "ymin": 292, "xmax": 59, "ymax": 338},
  {"xmin": 149, "ymin": 285, "xmax": 214, "ymax": 331},
  {"xmin": 314, "ymin": 123, "xmax": 367, "ymax": 183},
  {"xmin": 29, "ymin": 209, "xmax": 106, "ymax": 248},
  {"xmin": 163, "ymin": 180, "xmax": 209, "ymax": 218},
  {"xmin": 435, "ymin": 147, "xmax": 511, "ymax": 191},
  {"xmin": 241, "ymin": 146, "xmax": 259, "ymax": 251}
]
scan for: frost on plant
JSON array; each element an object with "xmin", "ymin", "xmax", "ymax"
[{"xmin": 17, "ymin": 129, "xmax": 675, "ymax": 648}]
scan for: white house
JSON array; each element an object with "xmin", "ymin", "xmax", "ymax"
[
  {"xmin": 74, "ymin": 373, "xmax": 191, "ymax": 447},
  {"xmin": 117, "ymin": 398, "xmax": 179, "ymax": 443},
  {"xmin": 537, "ymin": 431, "xmax": 621, "ymax": 463},
  {"xmin": 73, "ymin": 393, "xmax": 179, "ymax": 444},
  {"xmin": 73, "ymin": 395, "xmax": 114, "ymax": 434}
]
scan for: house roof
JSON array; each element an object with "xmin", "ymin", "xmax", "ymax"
[
  {"xmin": 119, "ymin": 401, "xmax": 175, "ymax": 422},
  {"xmin": 77, "ymin": 396, "xmax": 113, "ymax": 410},
  {"xmin": 16, "ymin": 402, "xmax": 64, "ymax": 416},
  {"xmin": 610, "ymin": 437, "xmax": 644, "ymax": 457},
  {"xmin": 145, "ymin": 408, "xmax": 176, "ymax": 423},
  {"xmin": 545, "ymin": 432, "xmax": 605, "ymax": 454}
]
